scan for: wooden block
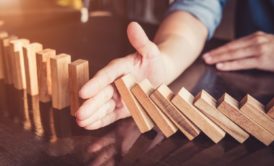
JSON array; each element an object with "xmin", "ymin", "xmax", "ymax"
[
  {"xmin": 9, "ymin": 39, "xmax": 30, "ymax": 89},
  {"xmin": 50, "ymin": 54, "xmax": 71, "ymax": 110},
  {"xmin": 240, "ymin": 95, "xmax": 274, "ymax": 136},
  {"xmin": 69, "ymin": 59, "xmax": 89, "ymax": 116},
  {"xmin": 131, "ymin": 79, "xmax": 177, "ymax": 137},
  {"xmin": 218, "ymin": 93, "xmax": 273, "ymax": 145},
  {"xmin": 0, "ymin": 31, "xmax": 8, "ymax": 79},
  {"xmin": 36, "ymin": 49, "xmax": 56, "ymax": 102},
  {"xmin": 266, "ymin": 98, "xmax": 274, "ymax": 119},
  {"xmin": 150, "ymin": 84, "xmax": 200, "ymax": 140},
  {"xmin": 172, "ymin": 87, "xmax": 226, "ymax": 143},
  {"xmin": 23, "ymin": 43, "xmax": 43, "ymax": 95},
  {"xmin": 194, "ymin": 90, "xmax": 249, "ymax": 143},
  {"xmin": 114, "ymin": 74, "xmax": 154, "ymax": 133}
]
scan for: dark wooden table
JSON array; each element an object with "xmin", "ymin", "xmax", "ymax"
[{"xmin": 0, "ymin": 5, "xmax": 274, "ymax": 166}]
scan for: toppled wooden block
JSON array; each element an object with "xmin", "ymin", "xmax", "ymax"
[
  {"xmin": 150, "ymin": 84, "xmax": 200, "ymax": 140},
  {"xmin": 114, "ymin": 74, "xmax": 154, "ymax": 133},
  {"xmin": 194, "ymin": 90, "xmax": 249, "ymax": 143},
  {"xmin": 172, "ymin": 87, "xmax": 225, "ymax": 143},
  {"xmin": 69, "ymin": 59, "xmax": 89, "ymax": 116},
  {"xmin": 23, "ymin": 43, "xmax": 43, "ymax": 95},
  {"xmin": 50, "ymin": 54, "xmax": 71, "ymax": 110},
  {"xmin": 218, "ymin": 93, "xmax": 273, "ymax": 145},
  {"xmin": 36, "ymin": 49, "xmax": 56, "ymax": 102},
  {"xmin": 131, "ymin": 79, "xmax": 177, "ymax": 137},
  {"xmin": 240, "ymin": 95, "xmax": 274, "ymax": 136},
  {"xmin": 0, "ymin": 31, "xmax": 8, "ymax": 79},
  {"xmin": 266, "ymin": 98, "xmax": 274, "ymax": 119}
]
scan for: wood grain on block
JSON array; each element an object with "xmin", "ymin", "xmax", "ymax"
[
  {"xmin": 194, "ymin": 90, "xmax": 249, "ymax": 143},
  {"xmin": 266, "ymin": 98, "xmax": 274, "ymax": 119},
  {"xmin": 150, "ymin": 84, "xmax": 200, "ymax": 140},
  {"xmin": 172, "ymin": 87, "xmax": 225, "ymax": 143},
  {"xmin": 218, "ymin": 93, "xmax": 273, "ymax": 145},
  {"xmin": 131, "ymin": 79, "xmax": 177, "ymax": 137},
  {"xmin": 0, "ymin": 32, "xmax": 8, "ymax": 79},
  {"xmin": 50, "ymin": 54, "xmax": 71, "ymax": 110},
  {"xmin": 10, "ymin": 39, "xmax": 30, "ymax": 89},
  {"xmin": 114, "ymin": 74, "xmax": 154, "ymax": 133},
  {"xmin": 69, "ymin": 59, "xmax": 89, "ymax": 116},
  {"xmin": 36, "ymin": 49, "xmax": 56, "ymax": 102},
  {"xmin": 240, "ymin": 95, "xmax": 274, "ymax": 136},
  {"xmin": 23, "ymin": 43, "xmax": 43, "ymax": 95}
]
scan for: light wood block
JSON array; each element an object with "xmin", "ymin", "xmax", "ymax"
[
  {"xmin": 131, "ymin": 79, "xmax": 177, "ymax": 137},
  {"xmin": 69, "ymin": 59, "xmax": 89, "ymax": 116},
  {"xmin": 0, "ymin": 32, "xmax": 8, "ymax": 79},
  {"xmin": 23, "ymin": 43, "xmax": 43, "ymax": 95},
  {"xmin": 36, "ymin": 49, "xmax": 56, "ymax": 102},
  {"xmin": 218, "ymin": 93, "xmax": 273, "ymax": 145},
  {"xmin": 172, "ymin": 87, "xmax": 226, "ymax": 143},
  {"xmin": 194, "ymin": 90, "xmax": 249, "ymax": 143},
  {"xmin": 240, "ymin": 95, "xmax": 274, "ymax": 136},
  {"xmin": 266, "ymin": 98, "xmax": 274, "ymax": 119},
  {"xmin": 50, "ymin": 54, "xmax": 71, "ymax": 110},
  {"xmin": 150, "ymin": 84, "xmax": 200, "ymax": 140},
  {"xmin": 114, "ymin": 74, "xmax": 154, "ymax": 133}
]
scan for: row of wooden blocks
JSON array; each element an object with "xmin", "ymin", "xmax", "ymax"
[
  {"xmin": 0, "ymin": 31, "xmax": 89, "ymax": 116},
  {"xmin": 114, "ymin": 74, "xmax": 274, "ymax": 146}
]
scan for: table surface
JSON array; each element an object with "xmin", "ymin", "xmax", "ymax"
[{"xmin": 0, "ymin": 6, "xmax": 274, "ymax": 166}]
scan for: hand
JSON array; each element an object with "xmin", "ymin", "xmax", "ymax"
[
  {"xmin": 203, "ymin": 31, "xmax": 274, "ymax": 72},
  {"xmin": 75, "ymin": 22, "xmax": 171, "ymax": 130}
]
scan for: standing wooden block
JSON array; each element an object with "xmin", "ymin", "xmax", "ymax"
[
  {"xmin": 172, "ymin": 87, "xmax": 226, "ymax": 143},
  {"xmin": 50, "ymin": 54, "xmax": 71, "ymax": 110},
  {"xmin": 36, "ymin": 49, "xmax": 56, "ymax": 102},
  {"xmin": 131, "ymin": 79, "xmax": 177, "ymax": 137},
  {"xmin": 150, "ymin": 84, "xmax": 200, "ymax": 140},
  {"xmin": 0, "ymin": 32, "xmax": 8, "ymax": 79},
  {"xmin": 69, "ymin": 59, "xmax": 89, "ymax": 116},
  {"xmin": 240, "ymin": 95, "xmax": 274, "ymax": 136},
  {"xmin": 194, "ymin": 90, "xmax": 249, "ymax": 143},
  {"xmin": 114, "ymin": 74, "xmax": 154, "ymax": 133},
  {"xmin": 266, "ymin": 98, "xmax": 274, "ymax": 119},
  {"xmin": 218, "ymin": 93, "xmax": 273, "ymax": 145},
  {"xmin": 23, "ymin": 43, "xmax": 43, "ymax": 95}
]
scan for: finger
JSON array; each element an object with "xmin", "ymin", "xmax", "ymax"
[
  {"xmin": 88, "ymin": 134, "xmax": 116, "ymax": 153},
  {"xmin": 76, "ymin": 85, "xmax": 114, "ymax": 121},
  {"xmin": 127, "ymin": 22, "xmax": 160, "ymax": 58},
  {"xmin": 89, "ymin": 144, "xmax": 116, "ymax": 166},
  {"xmin": 216, "ymin": 57, "xmax": 259, "ymax": 71}
]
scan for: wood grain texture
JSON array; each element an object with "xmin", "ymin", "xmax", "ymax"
[
  {"xmin": 266, "ymin": 98, "xmax": 274, "ymax": 119},
  {"xmin": 0, "ymin": 32, "xmax": 8, "ymax": 79},
  {"xmin": 150, "ymin": 84, "xmax": 200, "ymax": 140},
  {"xmin": 114, "ymin": 74, "xmax": 154, "ymax": 133},
  {"xmin": 194, "ymin": 90, "xmax": 249, "ymax": 143},
  {"xmin": 240, "ymin": 95, "xmax": 274, "ymax": 136},
  {"xmin": 218, "ymin": 93, "xmax": 273, "ymax": 145},
  {"xmin": 36, "ymin": 49, "xmax": 56, "ymax": 102},
  {"xmin": 50, "ymin": 54, "xmax": 71, "ymax": 110},
  {"xmin": 172, "ymin": 87, "xmax": 225, "ymax": 143},
  {"xmin": 131, "ymin": 79, "xmax": 177, "ymax": 137},
  {"xmin": 23, "ymin": 43, "xmax": 43, "ymax": 95},
  {"xmin": 69, "ymin": 59, "xmax": 89, "ymax": 116}
]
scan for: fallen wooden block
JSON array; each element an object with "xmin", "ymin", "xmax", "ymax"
[
  {"xmin": 240, "ymin": 95, "xmax": 274, "ymax": 136},
  {"xmin": 218, "ymin": 93, "xmax": 274, "ymax": 145},
  {"xmin": 131, "ymin": 79, "xmax": 177, "ymax": 137},
  {"xmin": 69, "ymin": 59, "xmax": 89, "ymax": 116},
  {"xmin": 36, "ymin": 49, "xmax": 56, "ymax": 102},
  {"xmin": 50, "ymin": 54, "xmax": 71, "ymax": 110},
  {"xmin": 172, "ymin": 87, "xmax": 225, "ymax": 143},
  {"xmin": 114, "ymin": 74, "xmax": 154, "ymax": 133},
  {"xmin": 194, "ymin": 90, "xmax": 249, "ymax": 143},
  {"xmin": 266, "ymin": 98, "xmax": 274, "ymax": 119},
  {"xmin": 23, "ymin": 43, "xmax": 43, "ymax": 95},
  {"xmin": 150, "ymin": 84, "xmax": 200, "ymax": 140},
  {"xmin": 0, "ymin": 31, "xmax": 8, "ymax": 79}
]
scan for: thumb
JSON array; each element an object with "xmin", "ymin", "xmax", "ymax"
[{"xmin": 127, "ymin": 22, "xmax": 160, "ymax": 58}]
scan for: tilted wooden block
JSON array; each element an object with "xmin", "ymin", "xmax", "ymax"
[
  {"xmin": 131, "ymin": 79, "xmax": 177, "ymax": 137},
  {"xmin": 50, "ymin": 54, "xmax": 71, "ymax": 110},
  {"xmin": 218, "ymin": 93, "xmax": 273, "ymax": 145},
  {"xmin": 172, "ymin": 87, "xmax": 225, "ymax": 143},
  {"xmin": 69, "ymin": 59, "xmax": 89, "ymax": 116},
  {"xmin": 240, "ymin": 95, "xmax": 274, "ymax": 136},
  {"xmin": 23, "ymin": 43, "xmax": 43, "ymax": 95},
  {"xmin": 114, "ymin": 74, "xmax": 154, "ymax": 133},
  {"xmin": 194, "ymin": 90, "xmax": 249, "ymax": 143},
  {"xmin": 266, "ymin": 98, "xmax": 274, "ymax": 119},
  {"xmin": 36, "ymin": 49, "xmax": 56, "ymax": 102},
  {"xmin": 150, "ymin": 84, "xmax": 200, "ymax": 140},
  {"xmin": 0, "ymin": 31, "xmax": 8, "ymax": 79}
]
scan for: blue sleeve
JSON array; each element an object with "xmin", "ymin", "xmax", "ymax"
[{"xmin": 167, "ymin": 0, "xmax": 228, "ymax": 39}]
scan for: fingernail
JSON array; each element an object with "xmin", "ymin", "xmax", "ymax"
[
  {"xmin": 216, "ymin": 63, "xmax": 224, "ymax": 69},
  {"xmin": 203, "ymin": 55, "xmax": 212, "ymax": 63}
]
